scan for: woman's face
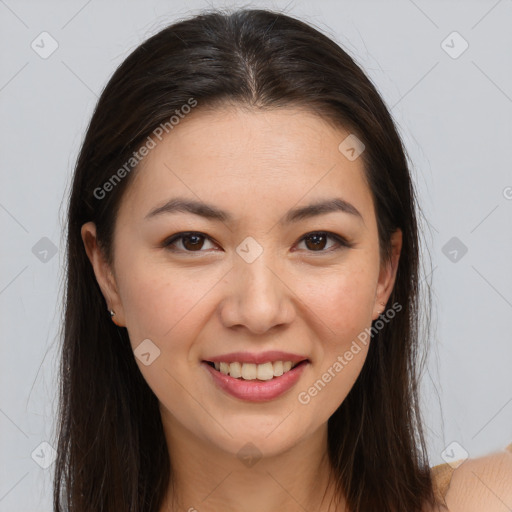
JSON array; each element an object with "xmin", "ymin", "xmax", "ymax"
[{"xmin": 83, "ymin": 106, "xmax": 401, "ymax": 459}]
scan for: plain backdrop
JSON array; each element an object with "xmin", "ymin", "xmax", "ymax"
[{"xmin": 1, "ymin": 0, "xmax": 511, "ymax": 510}]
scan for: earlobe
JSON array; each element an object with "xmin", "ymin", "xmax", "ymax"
[
  {"xmin": 109, "ymin": 309, "xmax": 124, "ymax": 327},
  {"xmin": 81, "ymin": 222, "xmax": 126, "ymax": 326}
]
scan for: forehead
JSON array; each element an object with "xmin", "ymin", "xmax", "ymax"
[{"xmin": 119, "ymin": 106, "xmax": 374, "ymax": 224}]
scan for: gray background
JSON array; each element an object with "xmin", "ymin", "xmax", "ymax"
[{"xmin": 1, "ymin": 0, "xmax": 511, "ymax": 510}]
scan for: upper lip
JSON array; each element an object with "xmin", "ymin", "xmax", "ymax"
[{"xmin": 204, "ymin": 351, "xmax": 309, "ymax": 365}]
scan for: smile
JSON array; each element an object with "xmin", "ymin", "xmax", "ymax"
[
  {"xmin": 205, "ymin": 360, "xmax": 304, "ymax": 380},
  {"xmin": 202, "ymin": 359, "xmax": 310, "ymax": 402}
]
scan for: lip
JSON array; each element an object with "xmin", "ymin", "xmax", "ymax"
[
  {"xmin": 203, "ymin": 351, "xmax": 309, "ymax": 365},
  {"xmin": 202, "ymin": 360, "xmax": 309, "ymax": 402}
]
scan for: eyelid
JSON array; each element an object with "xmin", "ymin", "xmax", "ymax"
[
  {"xmin": 294, "ymin": 231, "xmax": 352, "ymax": 252},
  {"xmin": 162, "ymin": 230, "xmax": 353, "ymax": 254},
  {"xmin": 162, "ymin": 231, "xmax": 220, "ymax": 253}
]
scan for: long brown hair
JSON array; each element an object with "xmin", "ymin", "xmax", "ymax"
[{"xmin": 54, "ymin": 7, "xmax": 438, "ymax": 511}]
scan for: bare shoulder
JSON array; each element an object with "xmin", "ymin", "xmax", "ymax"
[{"xmin": 431, "ymin": 443, "xmax": 512, "ymax": 512}]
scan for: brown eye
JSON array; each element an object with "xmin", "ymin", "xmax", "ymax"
[
  {"xmin": 304, "ymin": 233, "xmax": 328, "ymax": 251},
  {"xmin": 181, "ymin": 234, "xmax": 205, "ymax": 251},
  {"xmin": 163, "ymin": 232, "xmax": 217, "ymax": 252},
  {"xmin": 163, "ymin": 230, "xmax": 351, "ymax": 255},
  {"xmin": 295, "ymin": 232, "xmax": 350, "ymax": 253}
]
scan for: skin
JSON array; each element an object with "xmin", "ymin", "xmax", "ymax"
[
  {"xmin": 82, "ymin": 106, "xmax": 402, "ymax": 512},
  {"xmin": 429, "ymin": 448, "xmax": 512, "ymax": 512},
  {"xmin": 443, "ymin": 450, "xmax": 512, "ymax": 512}
]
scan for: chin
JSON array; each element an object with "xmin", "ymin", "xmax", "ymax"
[{"xmin": 206, "ymin": 419, "xmax": 307, "ymax": 460}]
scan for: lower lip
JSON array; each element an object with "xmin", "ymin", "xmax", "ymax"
[{"xmin": 202, "ymin": 361, "xmax": 309, "ymax": 402}]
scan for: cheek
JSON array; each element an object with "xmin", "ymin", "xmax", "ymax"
[
  {"xmin": 295, "ymin": 261, "xmax": 377, "ymax": 342},
  {"xmin": 293, "ymin": 314, "xmax": 373, "ymax": 428},
  {"xmin": 292, "ymin": 260, "xmax": 376, "ymax": 413},
  {"xmin": 116, "ymin": 255, "xmax": 228, "ymax": 347}
]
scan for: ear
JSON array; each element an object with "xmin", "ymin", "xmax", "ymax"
[
  {"xmin": 81, "ymin": 222, "xmax": 126, "ymax": 327},
  {"xmin": 372, "ymin": 228, "xmax": 402, "ymax": 321}
]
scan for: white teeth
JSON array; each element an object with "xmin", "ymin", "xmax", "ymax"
[
  {"xmin": 229, "ymin": 361, "xmax": 242, "ymax": 378},
  {"xmin": 256, "ymin": 362, "xmax": 274, "ymax": 381},
  {"xmin": 273, "ymin": 361, "xmax": 284, "ymax": 376},
  {"xmin": 211, "ymin": 360, "xmax": 301, "ymax": 380},
  {"xmin": 241, "ymin": 363, "xmax": 257, "ymax": 380}
]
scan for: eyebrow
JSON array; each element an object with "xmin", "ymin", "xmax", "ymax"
[{"xmin": 145, "ymin": 196, "xmax": 364, "ymax": 225}]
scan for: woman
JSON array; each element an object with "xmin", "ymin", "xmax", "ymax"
[{"xmin": 53, "ymin": 7, "xmax": 512, "ymax": 512}]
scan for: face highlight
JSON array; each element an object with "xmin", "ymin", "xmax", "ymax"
[{"xmin": 82, "ymin": 106, "xmax": 401, "ymax": 462}]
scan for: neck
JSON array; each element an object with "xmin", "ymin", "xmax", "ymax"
[{"xmin": 158, "ymin": 409, "xmax": 344, "ymax": 512}]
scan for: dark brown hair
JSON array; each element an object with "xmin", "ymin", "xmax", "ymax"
[{"xmin": 54, "ymin": 7, "xmax": 439, "ymax": 511}]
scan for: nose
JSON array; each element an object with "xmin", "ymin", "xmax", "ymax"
[{"xmin": 218, "ymin": 253, "xmax": 295, "ymax": 335}]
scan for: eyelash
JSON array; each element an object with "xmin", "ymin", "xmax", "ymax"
[{"xmin": 162, "ymin": 231, "xmax": 353, "ymax": 255}]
